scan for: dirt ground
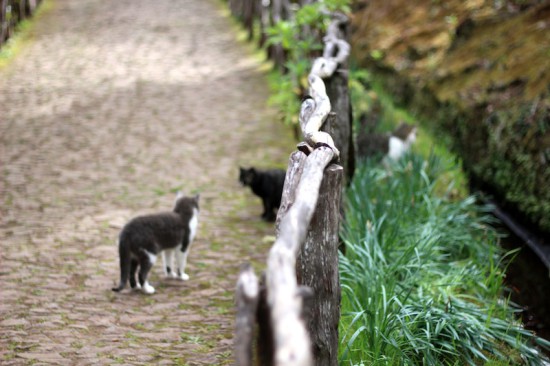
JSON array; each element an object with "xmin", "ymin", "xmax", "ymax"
[{"xmin": 0, "ymin": 0, "xmax": 295, "ymax": 364}]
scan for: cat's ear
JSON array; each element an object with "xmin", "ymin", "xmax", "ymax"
[
  {"xmin": 194, "ymin": 193, "xmax": 200, "ymax": 202},
  {"xmin": 175, "ymin": 191, "xmax": 184, "ymax": 200}
]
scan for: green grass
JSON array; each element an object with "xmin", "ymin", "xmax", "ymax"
[
  {"xmin": 224, "ymin": 4, "xmax": 549, "ymax": 363},
  {"xmin": 349, "ymin": 68, "xmax": 469, "ymax": 199},
  {"xmin": 339, "ymin": 153, "xmax": 550, "ymax": 365}
]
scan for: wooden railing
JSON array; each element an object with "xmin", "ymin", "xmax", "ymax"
[
  {"xmin": 0, "ymin": 0, "xmax": 43, "ymax": 49},
  {"xmin": 231, "ymin": 2, "xmax": 352, "ymax": 365},
  {"xmin": 228, "ymin": 0, "xmax": 291, "ymax": 72}
]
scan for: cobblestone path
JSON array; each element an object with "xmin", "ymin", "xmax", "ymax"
[{"xmin": 0, "ymin": 0, "xmax": 294, "ymax": 364}]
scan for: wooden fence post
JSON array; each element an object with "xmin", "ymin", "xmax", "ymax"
[
  {"xmin": 1, "ymin": 0, "xmax": 8, "ymax": 47},
  {"xmin": 324, "ymin": 72, "xmax": 353, "ymax": 182},
  {"xmin": 235, "ymin": 264, "xmax": 260, "ymax": 366},
  {"xmin": 276, "ymin": 151, "xmax": 307, "ymax": 234},
  {"xmin": 317, "ymin": 13, "xmax": 353, "ymax": 182},
  {"xmin": 270, "ymin": 0, "xmax": 287, "ymax": 72},
  {"xmin": 243, "ymin": 0, "xmax": 255, "ymax": 41},
  {"xmin": 256, "ymin": 275, "xmax": 275, "ymax": 366},
  {"xmin": 267, "ymin": 146, "xmax": 336, "ymax": 366},
  {"xmin": 258, "ymin": 0, "xmax": 271, "ymax": 48},
  {"xmin": 296, "ymin": 163, "xmax": 343, "ymax": 366},
  {"xmin": 232, "ymin": 3, "xmax": 352, "ymax": 365}
]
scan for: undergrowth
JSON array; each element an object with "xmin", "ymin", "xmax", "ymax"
[
  {"xmin": 349, "ymin": 68, "xmax": 469, "ymax": 199},
  {"xmin": 339, "ymin": 153, "xmax": 550, "ymax": 365},
  {"xmin": 265, "ymin": 0, "xmax": 351, "ymax": 128},
  {"xmin": 226, "ymin": 1, "xmax": 549, "ymax": 363}
]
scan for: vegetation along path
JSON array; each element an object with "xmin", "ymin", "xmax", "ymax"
[{"xmin": 0, "ymin": 0, "xmax": 294, "ymax": 364}]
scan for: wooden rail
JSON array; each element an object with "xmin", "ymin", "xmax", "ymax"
[
  {"xmin": 231, "ymin": 2, "xmax": 352, "ymax": 365},
  {"xmin": 227, "ymin": 0, "xmax": 354, "ymax": 181}
]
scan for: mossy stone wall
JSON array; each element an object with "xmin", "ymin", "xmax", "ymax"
[{"xmin": 351, "ymin": 0, "xmax": 550, "ymax": 233}]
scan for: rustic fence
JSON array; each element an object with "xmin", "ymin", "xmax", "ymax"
[
  {"xmin": 231, "ymin": 1, "xmax": 352, "ymax": 364},
  {"xmin": 0, "ymin": 0, "xmax": 43, "ymax": 49},
  {"xmin": 228, "ymin": 0, "xmax": 354, "ymax": 181},
  {"xmin": 228, "ymin": 0, "xmax": 291, "ymax": 72}
]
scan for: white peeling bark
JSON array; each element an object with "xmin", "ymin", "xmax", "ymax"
[
  {"xmin": 299, "ymin": 75, "xmax": 340, "ymax": 158},
  {"xmin": 310, "ymin": 14, "xmax": 350, "ymax": 79},
  {"xmin": 297, "ymin": 164, "xmax": 343, "ymax": 366},
  {"xmin": 235, "ymin": 264, "xmax": 260, "ymax": 366},
  {"xmin": 267, "ymin": 147, "xmax": 335, "ymax": 366}
]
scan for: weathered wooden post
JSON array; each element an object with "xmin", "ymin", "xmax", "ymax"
[
  {"xmin": 312, "ymin": 12, "xmax": 353, "ymax": 182},
  {"xmin": 292, "ymin": 13, "xmax": 350, "ymax": 366},
  {"xmin": 1, "ymin": 0, "xmax": 7, "ymax": 47},
  {"xmin": 296, "ymin": 163, "xmax": 342, "ymax": 366},
  {"xmin": 269, "ymin": 0, "xmax": 287, "ymax": 72},
  {"xmin": 234, "ymin": 4, "xmax": 352, "ymax": 366},
  {"xmin": 243, "ymin": 0, "xmax": 255, "ymax": 41},
  {"xmin": 235, "ymin": 264, "xmax": 259, "ymax": 366},
  {"xmin": 267, "ymin": 148, "xmax": 336, "ymax": 365},
  {"xmin": 324, "ymin": 71, "xmax": 353, "ymax": 182},
  {"xmin": 229, "ymin": 0, "xmax": 240, "ymax": 19},
  {"xmin": 256, "ymin": 275, "xmax": 274, "ymax": 366},
  {"xmin": 258, "ymin": 0, "xmax": 271, "ymax": 49}
]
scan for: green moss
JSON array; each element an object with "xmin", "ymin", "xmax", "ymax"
[
  {"xmin": 351, "ymin": 0, "xmax": 550, "ymax": 233},
  {"xmin": 462, "ymin": 101, "xmax": 550, "ymax": 231},
  {"xmin": 353, "ymin": 71, "xmax": 470, "ymax": 199}
]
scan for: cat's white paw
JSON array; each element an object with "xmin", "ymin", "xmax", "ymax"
[
  {"xmin": 132, "ymin": 283, "xmax": 142, "ymax": 290},
  {"xmin": 142, "ymin": 282, "xmax": 155, "ymax": 294},
  {"xmin": 179, "ymin": 273, "xmax": 190, "ymax": 281}
]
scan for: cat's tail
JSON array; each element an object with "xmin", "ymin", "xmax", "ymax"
[{"xmin": 112, "ymin": 239, "xmax": 130, "ymax": 292}]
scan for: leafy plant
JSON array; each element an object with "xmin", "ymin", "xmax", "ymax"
[
  {"xmin": 265, "ymin": 0, "xmax": 351, "ymax": 129},
  {"xmin": 339, "ymin": 153, "xmax": 550, "ymax": 365},
  {"xmin": 349, "ymin": 70, "xmax": 470, "ymax": 198}
]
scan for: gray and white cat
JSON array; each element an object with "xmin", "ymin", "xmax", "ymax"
[
  {"xmin": 356, "ymin": 122, "xmax": 417, "ymax": 161},
  {"xmin": 112, "ymin": 192, "xmax": 199, "ymax": 294}
]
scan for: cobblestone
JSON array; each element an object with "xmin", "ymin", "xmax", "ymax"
[{"xmin": 0, "ymin": 0, "xmax": 294, "ymax": 364}]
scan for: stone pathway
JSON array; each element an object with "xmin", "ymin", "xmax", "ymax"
[{"xmin": 0, "ymin": 0, "xmax": 294, "ymax": 364}]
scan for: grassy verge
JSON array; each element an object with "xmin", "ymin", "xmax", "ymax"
[
  {"xmin": 339, "ymin": 153, "xmax": 550, "ymax": 365},
  {"xmin": 222, "ymin": 2, "xmax": 549, "ymax": 362},
  {"xmin": 349, "ymin": 68, "xmax": 469, "ymax": 199}
]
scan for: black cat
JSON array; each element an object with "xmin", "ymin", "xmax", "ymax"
[
  {"xmin": 112, "ymin": 192, "xmax": 199, "ymax": 294},
  {"xmin": 239, "ymin": 167, "xmax": 286, "ymax": 222}
]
